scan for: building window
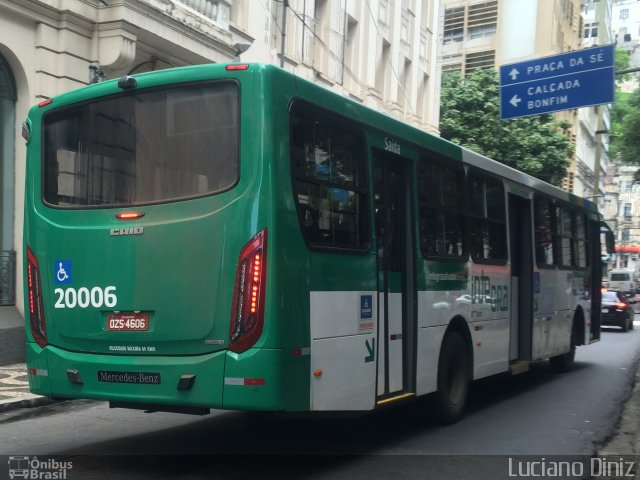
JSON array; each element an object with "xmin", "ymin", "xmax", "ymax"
[
  {"xmin": 467, "ymin": 1, "xmax": 498, "ymax": 40},
  {"xmin": 584, "ymin": 22, "xmax": 599, "ymax": 38},
  {"xmin": 622, "ymin": 228, "xmax": 630, "ymax": 242},
  {"xmin": 379, "ymin": 0, "xmax": 390, "ymax": 26},
  {"xmin": 620, "ymin": 8, "xmax": 629, "ymax": 20},
  {"xmin": 465, "ymin": 50, "xmax": 495, "ymax": 73},
  {"xmin": 400, "ymin": 8, "xmax": 413, "ymax": 45},
  {"xmin": 443, "ymin": 7, "xmax": 464, "ymax": 44},
  {"xmin": 419, "ymin": 27, "xmax": 428, "ymax": 60},
  {"xmin": 623, "ymin": 202, "xmax": 632, "ymax": 219}
]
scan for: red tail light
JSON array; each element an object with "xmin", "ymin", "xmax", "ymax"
[
  {"xmin": 229, "ymin": 229, "xmax": 267, "ymax": 353},
  {"xmin": 617, "ymin": 302, "xmax": 628, "ymax": 309},
  {"xmin": 26, "ymin": 245, "xmax": 47, "ymax": 347}
]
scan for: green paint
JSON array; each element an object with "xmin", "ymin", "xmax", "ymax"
[{"xmin": 365, "ymin": 338, "xmax": 375, "ymax": 363}]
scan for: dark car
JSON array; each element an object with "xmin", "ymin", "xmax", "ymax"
[{"xmin": 602, "ymin": 291, "xmax": 634, "ymax": 332}]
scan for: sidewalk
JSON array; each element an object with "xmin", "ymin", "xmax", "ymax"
[{"xmin": 0, "ymin": 306, "xmax": 54, "ymax": 411}]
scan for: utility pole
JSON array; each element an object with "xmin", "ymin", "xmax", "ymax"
[
  {"xmin": 617, "ymin": 67, "xmax": 640, "ymax": 75},
  {"xmin": 280, "ymin": 0, "xmax": 288, "ymax": 68}
]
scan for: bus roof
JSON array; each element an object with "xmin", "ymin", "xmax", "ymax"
[{"xmin": 29, "ymin": 62, "xmax": 599, "ymax": 217}]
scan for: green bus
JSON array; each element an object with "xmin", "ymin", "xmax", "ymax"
[{"xmin": 22, "ymin": 63, "xmax": 604, "ymax": 422}]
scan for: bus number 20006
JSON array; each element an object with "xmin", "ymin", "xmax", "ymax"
[{"xmin": 54, "ymin": 286, "xmax": 117, "ymax": 309}]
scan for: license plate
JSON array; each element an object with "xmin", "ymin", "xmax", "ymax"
[
  {"xmin": 601, "ymin": 308, "xmax": 608, "ymax": 313},
  {"xmin": 107, "ymin": 312, "xmax": 149, "ymax": 331}
]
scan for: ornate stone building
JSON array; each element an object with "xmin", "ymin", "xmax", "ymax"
[{"xmin": 0, "ymin": 0, "xmax": 442, "ymax": 313}]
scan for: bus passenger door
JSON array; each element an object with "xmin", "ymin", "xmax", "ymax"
[
  {"xmin": 508, "ymin": 194, "xmax": 534, "ymax": 361},
  {"xmin": 373, "ymin": 153, "xmax": 416, "ymax": 399}
]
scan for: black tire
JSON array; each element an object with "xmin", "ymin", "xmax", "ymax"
[
  {"xmin": 550, "ymin": 326, "xmax": 576, "ymax": 373},
  {"xmin": 622, "ymin": 316, "xmax": 630, "ymax": 332},
  {"xmin": 432, "ymin": 331, "xmax": 470, "ymax": 425}
]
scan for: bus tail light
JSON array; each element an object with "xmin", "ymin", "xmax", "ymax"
[
  {"xmin": 26, "ymin": 245, "xmax": 47, "ymax": 347},
  {"xmin": 229, "ymin": 229, "xmax": 267, "ymax": 353}
]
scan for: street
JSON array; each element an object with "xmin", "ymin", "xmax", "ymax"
[{"xmin": 1, "ymin": 324, "xmax": 640, "ymax": 479}]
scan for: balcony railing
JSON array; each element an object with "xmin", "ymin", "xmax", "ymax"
[{"xmin": 177, "ymin": 0, "xmax": 231, "ymax": 30}]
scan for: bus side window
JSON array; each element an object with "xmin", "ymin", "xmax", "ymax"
[
  {"xmin": 417, "ymin": 159, "xmax": 466, "ymax": 259},
  {"xmin": 289, "ymin": 111, "xmax": 368, "ymax": 250},
  {"xmin": 556, "ymin": 206, "xmax": 573, "ymax": 268},
  {"xmin": 534, "ymin": 196, "xmax": 555, "ymax": 267},
  {"xmin": 468, "ymin": 174, "xmax": 507, "ymax": 263}
]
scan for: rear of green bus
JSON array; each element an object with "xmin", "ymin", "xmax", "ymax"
[{"xmin": 23, "ymin": 64, "xmax": 291, "ymax": 413}]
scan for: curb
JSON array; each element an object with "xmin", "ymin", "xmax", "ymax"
[
  {"xmin": 0, "ymin": 395, "xmax": 59, "ymax": 412},
  {"xmin": 596, "ymin": 359, "xmax": 640, "ymax": 456}
]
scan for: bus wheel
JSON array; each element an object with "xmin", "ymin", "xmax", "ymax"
[
  {"xmin": 550, "ymin": 324, "xmax": 576, "ymax": 373},
  {"xmin": 432, "ymin": 331, "xmax": 470, "ymax": 424}
]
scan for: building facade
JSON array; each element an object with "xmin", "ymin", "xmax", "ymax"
[
  {"xmin": 0, "ymin": 0, "xmax": 442, "ymax": 313},
  {"xmin": 440, "ymin": 0, "xmax": 614, "ymax": 202},
  {"xmin": 573, "ymin": 0, "xmax": 613, "ymax": 200},
  {"xmin": 612, "ymin": 0, "xmax": 640, "ymax": 92},
  {"xmin": 603, "ymin": 164, "xmax": 640, "ymax": 272},
  {"xmin": 235, "ymin": 0, "xmax": 441, "ymax": 133}
]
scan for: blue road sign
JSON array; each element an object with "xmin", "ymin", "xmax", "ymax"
[{"xmin": 499, "ymin": 44, "xmax": 615, "ymax": 120}]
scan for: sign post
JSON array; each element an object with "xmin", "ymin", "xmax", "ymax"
[{"xmin": 499, "ymin": 44, "xmax": 615, "ymax": 120}]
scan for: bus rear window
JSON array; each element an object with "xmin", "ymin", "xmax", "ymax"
[{"xmin": 42, "ymin": 81, "xmax": 238, "ymax": 208}]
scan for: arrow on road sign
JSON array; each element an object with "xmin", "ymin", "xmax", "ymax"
[
  {"xmin": 509, "ymin": 68, "xmax": 520, "ymax": 81},
  {"xmin": 510, "ymin": 95, "xmax": 522, "ymax": 108}
]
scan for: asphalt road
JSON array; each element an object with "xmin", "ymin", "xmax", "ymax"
[{"xmin": 2, "ymin": 325, "xmax": 640, "ymax": 479}]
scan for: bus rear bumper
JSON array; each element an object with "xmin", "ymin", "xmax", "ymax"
[
  {"xmin": 26, "ymin": 342, "xmax": 226, "ymax": 409},
  {"xmin": 26, "ymin": 343, "xmax": 286, "ymax": 411}
]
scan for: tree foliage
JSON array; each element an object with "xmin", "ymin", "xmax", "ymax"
[
  {"xmin": 603, "ymin": 48, "xmax": 640, "ymax": 164},
  {"xmin": 612, "ymin": 88, "xmax": 640, "ymax": 164},
  {"xmin": 615, "ymin": 47, "xmax": 631, "ymax": 79},
  {"xmin": 439, "ymin": 68, "xmax": 574, "ymax": 186}
]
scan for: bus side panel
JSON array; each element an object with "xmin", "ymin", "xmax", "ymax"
[
  {"xmin": 415, "ymin": 324, "xmax": 447, "ymax": 396},
  {"xmin": 309, "ymin": 291, "xmax": 377, "ymax": 411},
  {"xmin": 25, "ymin": 342, "xmax": 51, "ymax": 396},
  {"xmin": 416, "ymin": 264, "xmax": 470, "ymax": 395},
  {"xmin": 223, "ymin": 349, "xmax": 284, "ymax": 410},
  {"xmin": 468, "ymin": 263, "xmax": 511, "ymax": 379},
  {"xmin": 533, "ymin": 268, "xmax": 558, "ymax": 360}
]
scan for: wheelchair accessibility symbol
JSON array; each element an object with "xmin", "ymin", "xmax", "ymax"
[{"xmin": 54, "ymin": 259, "xmax": 72, "ymax": 285}]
